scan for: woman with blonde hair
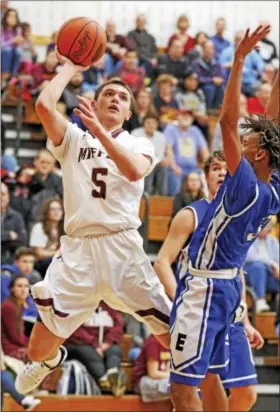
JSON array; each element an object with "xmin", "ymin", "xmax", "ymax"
[{"xmin": 168, "ymin": 15, "xmax": 195, "ymax": 55}]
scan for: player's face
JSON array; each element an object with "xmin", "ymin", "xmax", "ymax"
[
  {"xmin": 207, "ymin": 159, "xmax": 227, "ymax": 195},
  {"xmin": 242, "ymin": 133, "xmax": 266, "ymax": 165},
  {"xmin": 94, "ymin": 84, "xmax": 132, "ymax": 127}
]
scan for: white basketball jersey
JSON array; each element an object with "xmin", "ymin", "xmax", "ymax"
[{"xmin": 47, "ymin": 122, "xmax": 157, "ymax": 237}]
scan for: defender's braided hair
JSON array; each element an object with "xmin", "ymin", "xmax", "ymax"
[{"xmin": 240, "ymin": 114, "xmax": 280, "ymax": 170}]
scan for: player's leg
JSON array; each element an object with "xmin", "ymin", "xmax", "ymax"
[
  {"xmin": 100, "ymin": 230, "xmax": 171, "ymax": 349},
  {"xmin": 221, "ymin": 322, "xmax": 258, "ymax": 411},
  {"xmin": 171, "ymin": 382, "xmax": 202, "ymax": 411},
  {"xmin": 200, "ymin": 372, "xmax": 229, "ymax": 411},
  {"xmin": 228, "ymin": 385, "xmax": 257, "ymax": 411},
  {"xmin": 169, "ymin": 275, "xmax": 241, "ymax": 412},
  {"xmin": 15, "ymin": 237, "xmax": 100, "ymax": 394},
  {"xmin": 27, "ymin": 319, "xmax": 64, "ymax": 362}
]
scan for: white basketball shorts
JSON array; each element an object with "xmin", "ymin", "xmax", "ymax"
[{"xmin": 30, "ymin": 230, "xmax": 171, "ymax": 339}]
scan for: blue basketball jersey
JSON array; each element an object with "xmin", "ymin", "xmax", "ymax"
[{"xmin": 188, "ymin": 157, "xmax": 280, "ymax": 271}]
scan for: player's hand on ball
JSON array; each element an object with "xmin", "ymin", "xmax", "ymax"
[
  {"xmin": 55, "ymin": 47, "xmax": 90, "ymax": 72},
  {"xmin": 245, "ymin": 322, "xmax": 264, "ymax": 350},
  {"xmin": 235, "ymin": 24, "xmax": 271, "ymax": 59},
  {"xmin": 74, "ymin": 95, "xmax": 104, "ymax": 136}
]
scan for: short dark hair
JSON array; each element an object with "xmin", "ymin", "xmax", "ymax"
[
  {"xmin": 143, "ymin": 113, "xmax": 159, "ymax": 124},
  {"xmin": 204, "ymin": 150, "xmax": 226, "ymax": 176},
  {"xmin": 94, "ymin": 79, "xmax": 135, "ymax": 111},
  {"xmin": 15, "ymin": 247, "xmax": 36, "ymax": 260},
  {"xmin": 21, "ymin": 22, "xmax": 30, "ymax": 34},
  {"xmin": 240, "ymin": 115, "xmax": 280, "ymax": 170}
]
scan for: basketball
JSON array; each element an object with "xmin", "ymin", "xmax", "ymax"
[{"xmin": 56, "ymin": 17, "xmax": 107, "ymax": 66}]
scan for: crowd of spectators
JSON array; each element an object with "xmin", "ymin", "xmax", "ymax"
[{"xmin": 1, "ymin": 3, "xmax": 279, "ymax": 404}]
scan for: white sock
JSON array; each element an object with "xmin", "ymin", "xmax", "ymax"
[{"xmin": 44, "ymin": 348, "xmax": 62, "ymax": 368}]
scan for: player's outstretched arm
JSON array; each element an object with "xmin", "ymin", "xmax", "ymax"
[
  {"xmin": 36, "ymin": 49, "xmax": 89, "ymax": 146},
  {"xmin": 220, "ymin": 25, "xmax": 271, "ymax": 175},
  {"xmin": 154, "ymin": 208, "xmax": 196, "ymax": 300},
  {"xmin": 265, "ymin": 70, "xmax": 279, "ymax": 122}
]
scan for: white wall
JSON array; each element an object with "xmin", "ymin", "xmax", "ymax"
[{"xmin": 10, "ymin": 0, "xmax": 279, "ymax": 49}]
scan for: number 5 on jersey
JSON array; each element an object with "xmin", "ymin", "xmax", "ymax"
[{"xmin": 91, "ymin": 168, "xmax": 108, "ymax": 199}]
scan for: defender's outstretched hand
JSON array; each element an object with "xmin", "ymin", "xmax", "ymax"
[{"xmin": 235, "ymin": 24, "xmax": 271, "ymax": 60}]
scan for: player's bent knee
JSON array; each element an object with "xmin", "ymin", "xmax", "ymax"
[
  {"xmin": 231, "ymin": 386, "xmax": 257, "ymax": 409},
  {"xmin": 242, "ymin": 386, "xmax": 257, "ymax": 408},
  {"xmin": 171, "ymin": 382, "xmax": 201, "ymax": 411}
]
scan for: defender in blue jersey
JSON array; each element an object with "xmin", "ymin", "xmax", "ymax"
[
  {"xmin": 162, "ymin": 25, "xmax": 279, "ymax": 411},
  {"xmin": 155, "ymin": 151, "xmax": 263, "ymax": 411}
]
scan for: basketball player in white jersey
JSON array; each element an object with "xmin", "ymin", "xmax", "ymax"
[{"xmin": 15, "ymin": 49, "xmax": 171, "ymax": 395}]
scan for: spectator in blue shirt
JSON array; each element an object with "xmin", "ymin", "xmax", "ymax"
[
  {"xmin": 164, "ymin": 109, "xmax": 209, "ymax": 196},
  {"xmin": 244, "ymin": 221, "xmax": 280, "ymax": 313},
  {"xmin": 220, "ymin": 30, "xmax": 265, "ymax": 96},
  {"xmin": 192, "ymin": 40, "xmax": 224, "ymax": 110},
  {"xmin": 1, "ymin": 247, "xmax": 40, "ymax": 319},
  {"xmin": 211, "ymin": 17, "xmax": 231, "ymax": 61}
]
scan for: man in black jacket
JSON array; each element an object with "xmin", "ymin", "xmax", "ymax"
[
  {"xmin": 28, "ymin": 149, "xmax": 63, "ymax": 224},
  {"xmin": 157, "ymin": 39, "xmax": 191, "ymax": 88},
  {"xmin": 1, "ymin": 182, "xmax": 27, "ymax": 264},
  {"xmin": 127, "ymin": 14, "xmax": 158, "ymax": 79}
]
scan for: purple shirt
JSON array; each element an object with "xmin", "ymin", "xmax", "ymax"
[
  {"xmin": 1, "ymin": 27, "xmax": 21, "ymax": 48},
  {"xmin": 164, "ymin": 124, "xmax": 207, "ymax": 170}
]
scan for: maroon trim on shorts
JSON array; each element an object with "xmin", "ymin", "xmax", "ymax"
[
  {"xmin": 33, "ymin": 297, "xmax": 69, "ymax": 318},
  {"xmin": 111, "ymin": 128, "xmax": 124, "ymax": 139},
  {"xmin": 135, "ymin": 308, "xmax": 169, "ymax": 325}
]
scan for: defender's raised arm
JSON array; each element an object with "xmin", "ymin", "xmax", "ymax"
[{"xmin": 219, "ymin": 25, "xmax": 271, "ymax": 175}]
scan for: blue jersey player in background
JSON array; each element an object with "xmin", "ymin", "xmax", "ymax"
[
  {"xmin": 163, "ymin": 24, "xmax": 280, "ymax": 412},
  {"xmin": 155, "ymin": 151, "xmax": 264, "ymax": 411}
]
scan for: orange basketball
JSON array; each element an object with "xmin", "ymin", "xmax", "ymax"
[{"xmin": 56, "ymin": 17, "xmax": 107, "ymax": 66}]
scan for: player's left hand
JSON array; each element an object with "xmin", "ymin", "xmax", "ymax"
[
  {"xmin": 245, "ymin": 322, "xmax": 264, "ymax": 350},
  {"xmin": 74, "ymin": 95, "xmax": 105, "ymax": 137},
  {"xmin": 235, "ymin": 24, "xmax": 271, "ymax": 60}
]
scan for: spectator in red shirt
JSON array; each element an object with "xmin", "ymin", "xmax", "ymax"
[
  {"xmin": 133, "ymin": 335, "xmax": 170, "ymax": 403},
  {"xmin": 30, "ymin": 49, "xmax": 58, "ymax": 95},
  {"xmin": 117, "ymin": 50, "xmax": 146, "ymax": 94},
  {"xmin": 66, "ymin": 301, "xmax": 126, "ymax": 397},
  {"xmin": 247, "ymin": 82, "xmax": 272, "ymax": 115},
  {"xmin": 1, "ymin": 276, "xmax": 29, "ymax": 362},
  {"xmin": 168, "ymin": 15, "xmax": 195, "ymax": 55}
]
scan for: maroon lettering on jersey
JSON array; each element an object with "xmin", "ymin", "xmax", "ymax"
[{"xmin": 78, "ymin": 147, "xmax": 88, "ymax": 162}]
